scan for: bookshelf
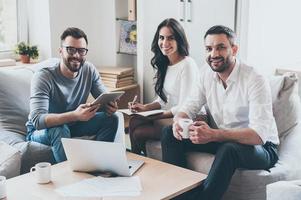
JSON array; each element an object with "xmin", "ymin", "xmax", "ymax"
[{"xmin": 114, "ymin": 0, "xmax": 139, "ymax": 100}]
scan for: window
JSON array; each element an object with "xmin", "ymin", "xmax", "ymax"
[
  {"xmin": 0, "ymin": 0, "xmax": 17, "ymax": 52},
  {"xmin": 0, "ymin": 0, "xmax": 27, "ymax": 59}
]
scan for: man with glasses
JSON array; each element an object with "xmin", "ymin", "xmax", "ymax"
[{"xmin": 26, "ymin": 27, "xmax": 119, "ymax": 163}]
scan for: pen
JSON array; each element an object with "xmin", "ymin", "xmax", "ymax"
[
  {"xmin": 131, "ymin": 95, "xmax": 138, "ymax": 105},
  {"xmin": 129, "ymin": 95, "xmax": 138, "ymax": 113}
]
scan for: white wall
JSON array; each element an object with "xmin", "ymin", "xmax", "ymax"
[
  {"xmin": 240, "ymin": 0, "xmax": 301, "ymax": 76},
  {"xmin": 48, "ymin": 0, "xmax": 117, "ymax": 68},
  {"xmin": 27, "ymin": 0, "xmax": 51, "ymax": 60},
  {"xmin": 27, "ymin": 0, "xmax": 136, "ymax": 69}
]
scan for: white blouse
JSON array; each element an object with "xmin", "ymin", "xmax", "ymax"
[{"xmin": 154, "ymin": 56, "xmax": 199, "ymax": 115}]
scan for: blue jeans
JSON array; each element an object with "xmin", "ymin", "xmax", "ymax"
[
  {"xmin": 26, "ymin": 112, "xmax": 118, "ymax": 163},
  {"xmin": 161, "ymin": 125, "xmax": 279, "ymax": 200}
]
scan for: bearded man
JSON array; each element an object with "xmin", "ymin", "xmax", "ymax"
[
  {"xmin": 26, "ymin": 27, "xmax": 118, "ymax": 163},
  {"xmin": 161, "ymin": 25, "xmax": 279, "ymax": 200}
]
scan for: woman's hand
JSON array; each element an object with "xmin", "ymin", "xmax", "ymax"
[{"xmin": 128, "ymin": 102, "xmax": 148, "ymax": 113}]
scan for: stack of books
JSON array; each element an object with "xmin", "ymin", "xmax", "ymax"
[{"xmin": 99, "ymin": 67, "xmax": 136, "ymax": 90}]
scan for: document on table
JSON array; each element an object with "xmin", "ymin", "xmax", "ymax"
[{"xmin": 55, "ymin": 176, "xmax": 142, "ymax": 198}]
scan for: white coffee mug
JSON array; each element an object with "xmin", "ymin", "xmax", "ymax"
[
  {"xmin": 30, "ymin": 162, "xmax": 51, "ymax": 184},
  {"xmin": 178, "ymin": 118, "xmax": 193, "ymax": 139},
  {"xmin": 0, "ymin": 176, "xmax": 6, "ymax": 199}
]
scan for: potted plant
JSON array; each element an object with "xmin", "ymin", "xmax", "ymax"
[{"xmin": 15, "ymin": 42, "xmax": 39, "ymax": 63}]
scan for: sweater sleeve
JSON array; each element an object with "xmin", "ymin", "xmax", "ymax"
[
  {"xmin": 29, "ymin": 70, "xmax": 51, "ymax": 130},
  {"xmin": 90, "ymin": 63, "xmax": 108, "ymax": 98}
]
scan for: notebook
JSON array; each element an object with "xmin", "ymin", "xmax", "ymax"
[
  {"xmin": 61, "ymin": 138, "xmax": 144, "ymax": 177},
  {"xmin": 119, "ymin": 109, "xmax": 164, "ymax": 117}
]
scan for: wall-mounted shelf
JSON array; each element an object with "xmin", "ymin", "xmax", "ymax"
[
  {"xmin": 116, "ymin": 17, "xmax": 136, "ymax": 22},
  {"xmin": 117, "ymin": 51, "xmax": 137, "ymax": 56}
]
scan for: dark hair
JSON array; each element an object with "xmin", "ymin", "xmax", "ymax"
[
  {"xmin": 60, "ymin": 27, "xmax": 88, "ymax": 45},
  {"xmin": 204, "ymin": 25, "xmax": 237, "ymax": 45},
  {"xmin": 151, "ymin": 18, "xmax": 189, "ymax": 103}
]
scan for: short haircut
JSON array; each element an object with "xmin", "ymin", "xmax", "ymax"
[
  {"xmin": 60, "ymin": 27, "xmax": 88, "ymax": 45},
  {"xmin": 204, "ymin": 25, "xmax": 237, "ymax": 45}
]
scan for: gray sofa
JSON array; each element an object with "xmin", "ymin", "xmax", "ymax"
[
  {"xmin": 146, "ymin": 72, "xmax": 301, "ymax": 200},
  {"xmin": 0, "ymin": 59, "xmax": 125, "ymax": 178}
]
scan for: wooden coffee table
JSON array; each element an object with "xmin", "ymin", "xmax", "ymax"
[{"xmin": 6, "ymin": 152, "xmax": 206, "ymax": 200}]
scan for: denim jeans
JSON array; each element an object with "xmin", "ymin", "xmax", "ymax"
[
  {"xmin": 26, "ymin": 112, "xmax": 118, "ymax": 163},
  {"xmin": 161, "ymin": 125, "xmax": 279, "ymax": 200}
]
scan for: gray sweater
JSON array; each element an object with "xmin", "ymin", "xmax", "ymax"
[{"xmin": 28, "ymin": 60, "xmax": 107, "ymax": 130}]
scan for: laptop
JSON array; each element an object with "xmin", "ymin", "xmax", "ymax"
[{"xmin": 61, "ymin": 138, "xmax": 144, "ymax": 177}]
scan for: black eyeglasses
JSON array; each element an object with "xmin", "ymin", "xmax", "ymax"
[{"xmin": 62, "ymin": 46, "xmax": 88, "ymax": 56}]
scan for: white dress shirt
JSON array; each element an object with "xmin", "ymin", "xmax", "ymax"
[
  {"xmin": 180, "ymin": 59, "xmax": 279, "ymax": 145},
  {"xmin": 154, "ymin": 56, "xmax": 199, "ymax": 115}
]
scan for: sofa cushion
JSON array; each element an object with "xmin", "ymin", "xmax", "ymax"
[
  {"xmin": 0, "ymin": 141, "xmax": 21, "ymax": 178},
  {"xmin": 270, "ymin": 72, "xmax": 300, "ymax": 137},
  {"xmin": 0, "ymin": 129, "xmax": 54, "ymax": 173},
  {"xmin": 14, "ymin": 141, "xmax": 55, "ymax": 173},
  {"xmin": 186, "ymin": 152, "xmax": 215, "ymax": 174},
  {"xmin": 26, "ymin": 57, "xmax": 60, "ymax": 73},
  {"xmin": 267, "ymin": 180, "xmax": 301, "ymax": 200},
  {"xmin": 275, "ymin": 68, "xmax": 301, "ymax": 99},
  {"xmin": 0, "ymin": 67, "xmax": 34, "ymax": 135}
]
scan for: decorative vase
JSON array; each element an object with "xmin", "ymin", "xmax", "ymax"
[{"xmin": 20, "ymin": 55, "xmax": 30, "ymax": 63}]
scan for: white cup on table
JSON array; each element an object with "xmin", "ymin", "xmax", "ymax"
[
  {"xmin": 30, "ymin": 162, "xmax": 51, "ymax": 184},
  {"xmin": 0, "ymin": 176, "xmax": 6, "ymax": 199},
  {"xmin": 178, "ymin": 118, "xmax": 193, "ymax": 139}
]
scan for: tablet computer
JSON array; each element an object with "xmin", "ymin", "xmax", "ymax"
[{"xmin": 91, "ymin": 91, "xmax": 125, "ymax": 106}]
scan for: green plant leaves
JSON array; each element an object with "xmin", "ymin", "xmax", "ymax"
[{"xmin": 15, "ymin": 42, "xmax": 39, "ymax": 59}]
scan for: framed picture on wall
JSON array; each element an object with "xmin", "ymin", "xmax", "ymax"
[{"xmin": 119, "ymin": 20, "xmax": 137, "ymax": 55}]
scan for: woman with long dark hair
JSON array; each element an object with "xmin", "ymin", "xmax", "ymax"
[{"xmin": 129, "ymin": 18, "xmax": 199, "ymax": 155}]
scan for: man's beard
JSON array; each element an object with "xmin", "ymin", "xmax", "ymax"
[
  {"xmin": 207, "ymin": 56, "xmax": 231, "ymax": 73},
  {"xmin": 63, "ymin": 57, "xmax": 85, "ymax": 72}
]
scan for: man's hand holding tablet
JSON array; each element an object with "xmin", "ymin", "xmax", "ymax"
[
  {"xmin": 90, "ymin": 91, "xmax": 124, "ymax": 115},
  {"xmin": 91, "ymin": 91, "xmax": 125, "ymax": 106}
]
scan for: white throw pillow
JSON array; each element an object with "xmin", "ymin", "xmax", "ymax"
[
  {"xmin": 270, "ymin": 72, "xmax": 301, "ymax": 137},
  {"xmin": 0, "ymin": 67, "xmax": 33, "ymax": 135}
]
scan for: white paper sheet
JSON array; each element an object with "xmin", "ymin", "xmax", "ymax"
[{"xmin": 55, "ymin": 176, "xmax": 142, "ymax": 198}]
